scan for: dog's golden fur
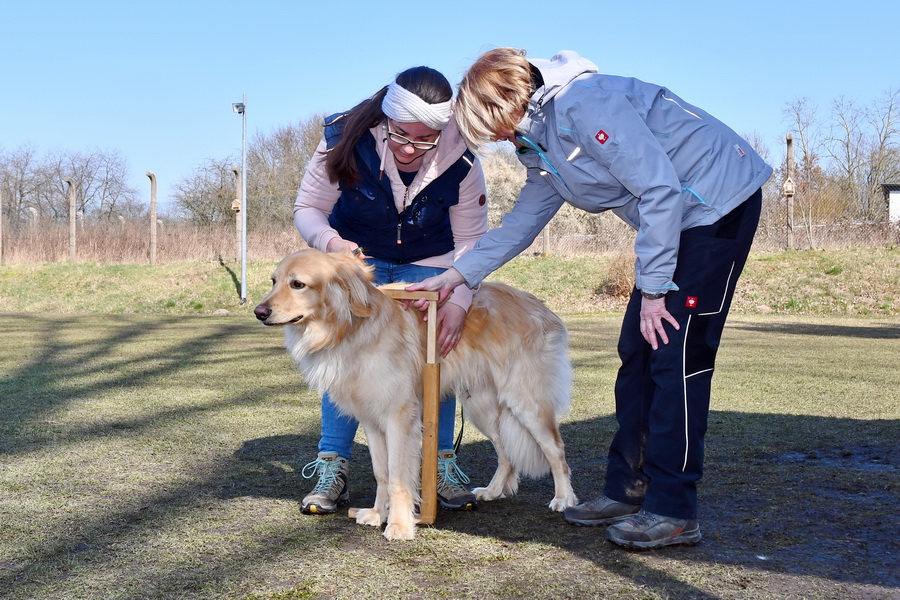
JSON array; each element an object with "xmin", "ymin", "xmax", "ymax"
[{"xmin": 255, "ymin": 249, "xmax": 577, "ymax": 540}]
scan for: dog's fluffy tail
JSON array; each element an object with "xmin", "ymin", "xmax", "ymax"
[
  {"xmin": 497, "ymin": 410, "xmax": 550, "ymax": 478},
  {"xmin": 496, "ymin": 324, "xmax": 571, "ymax": 480}
]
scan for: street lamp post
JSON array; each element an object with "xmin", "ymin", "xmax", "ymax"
[{"xmin": 232, "ymin": 95, "xmax": 247, "ymax": 304}]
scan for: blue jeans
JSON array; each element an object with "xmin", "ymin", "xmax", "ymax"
[{"xmin": 319, "ymin": 258, "xmax": 458, "ymax": 458}]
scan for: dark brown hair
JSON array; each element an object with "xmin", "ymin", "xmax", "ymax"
[{"xmin": 325, "ymin": 66, "xmax": 452, "ymax": 186}]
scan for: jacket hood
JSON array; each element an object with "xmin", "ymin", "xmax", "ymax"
[{"xmin": 528, "ymin": 51, "xmax": 599, "ymax": 108}]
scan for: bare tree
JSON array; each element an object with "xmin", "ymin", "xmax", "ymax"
[
  {"xmin": 1, "ymin": 145, "xmax": 139, "ymax": 226},
  {"xmin": 864, "ymin": 88, "xmax": 900, "ymax": 217},
  {"xmin": 739, "ymin": 130, "xmax": 781, "ymax": 240},
  {"xmin": 171, "ymin": 157, "xmax": 239, "ymax": 226},
  {"xmin": 784, "ymin": 97, "xmax": 832, "ymax": 247},
  {"xmin": 826, "ymin": 96, "xmax": 867, "ymax": 219},
  {"xmin": 0, "ymin": 144, "xmax": 44, "ymax": 228},
  {"xmin": 480, "ymin": 144, "xmax": 525, "ymax": 228},
  {"xmin": 43, "ymin": 149, "xmax": 140, "ymax": 222},
  {"xmin": 247, "ymin": 114, "xmax": 325, "ymax": 226}
]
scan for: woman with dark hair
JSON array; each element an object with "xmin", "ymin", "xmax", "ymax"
[{"xmin": 293, "ymin": 66, "xmax": 488, "ymax": 516}]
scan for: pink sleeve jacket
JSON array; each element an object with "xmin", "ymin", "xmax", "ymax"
[{"xmin": 293, "ymin": 113, "xmax": 488, "ymax": 312}]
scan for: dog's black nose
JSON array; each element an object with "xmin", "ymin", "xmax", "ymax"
[{"xmin": 254, "ymin": 304, "xmax": 271, "ymax": 321}]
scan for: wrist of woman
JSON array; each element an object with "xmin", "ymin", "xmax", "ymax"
[{"xmin": 639, "ymin": 289, "xmax": 668, "ymax": 300}]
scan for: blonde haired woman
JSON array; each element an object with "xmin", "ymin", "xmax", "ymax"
[{"xmin": 407, "ymin": 48, "xmax": 773, "ymax": 550}]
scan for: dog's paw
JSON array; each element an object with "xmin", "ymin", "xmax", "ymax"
[
  {"xmin": 383, "ymin": 522, "xmax": 416, "ymax": 541},
  {"xmin": 471, "ymin": 486, "xmax": 506, "ymax": 502},
  {"xmin": 548, "ymin": 494, "xmax": 579, "ymax": 512},
  {"xmin": 354, "ymin": 508, "xmax": 383, "ymax": 527}
]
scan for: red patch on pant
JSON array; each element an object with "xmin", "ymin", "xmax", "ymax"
[{"xmin": 686, "ymin": 296, "xmax": 698, "ymax": 308}]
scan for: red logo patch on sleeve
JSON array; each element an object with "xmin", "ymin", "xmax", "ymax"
[
  {"xmin": 595, "ymin": 130, "xmax": 609, "ymax": 144},
  {"xmin": 686, "ymin": 296, "xmax": 698, "ymax": 308}
]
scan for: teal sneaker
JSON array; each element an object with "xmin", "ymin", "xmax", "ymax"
[
  {"xmin": 436, "ymin": 450, "xmax": 477, "ymax": 511},
  {"xmin": 300, "ymin": 452, "xmax": 350, "ymax": 515}
]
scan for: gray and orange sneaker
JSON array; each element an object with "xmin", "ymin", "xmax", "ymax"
[
  {"xmin": 564, "ymin": 494, "xmax": 640, "ymax": 526},
  {"xmin": 606, "ymin": 509, "xmax": 702, "ymax": 549}
]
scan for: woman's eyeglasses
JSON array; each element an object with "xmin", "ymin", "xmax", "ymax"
[{"xmin": 387, "ymin": 122, "xmax": 441, "ymax": 150}]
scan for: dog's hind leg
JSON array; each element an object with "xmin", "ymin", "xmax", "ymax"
[
  {"xmin": 472, "ymin": 441, "xmax": 520, "ymax": 502},
  {"xmin": 512, "ymin": 402, "xmax": 578, "ymax": 511},
  {"xmin": 463, "ymin": 391, "xmax": 520, "ymax": 502}
]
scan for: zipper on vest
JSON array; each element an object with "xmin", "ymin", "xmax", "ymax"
[{"xmin": 397, "ymin": 222, "xmax": 402, "ymax": 245}]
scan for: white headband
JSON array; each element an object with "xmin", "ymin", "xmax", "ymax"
[{"xmin": 381, "ymin": 81, "xmax": 452, "ymax": 131}]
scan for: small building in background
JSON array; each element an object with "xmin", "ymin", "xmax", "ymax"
[{"xmin": 884, "ymin": 184, "xmax": 900, "ymax": 224}]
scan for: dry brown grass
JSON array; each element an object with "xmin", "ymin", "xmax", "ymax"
[{"xmin": 0, "ymin": 220, "xmax": 306, "ymax": 265}]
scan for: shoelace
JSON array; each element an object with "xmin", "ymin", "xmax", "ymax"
[
  {"xmin": 301, "ymin": 458, "xmax": 342, "ymax": 494},
  {"xmin": 629, "ymin": 511, "xmax": 658, "ymax": 527},
  {"xmin": 437, "ymin": 456, "xmax": 471, "ymax": 491}
]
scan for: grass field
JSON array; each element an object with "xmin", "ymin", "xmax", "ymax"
[
  {"xmin": 0, "ymin": 249, "xmax": 898, "ymax": 599},
  {"xmin": 0, "ymin": 247, "xmax": 898, "ymax": 317}
]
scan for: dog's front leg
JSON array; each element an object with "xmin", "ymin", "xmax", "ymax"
[
  {"xmin": 382, "ymin": 414, "xmax": 420, "ymax": 541},
  {"xmin": 355, "ymin": 426, "xmax": 389, "ymax": 529}
]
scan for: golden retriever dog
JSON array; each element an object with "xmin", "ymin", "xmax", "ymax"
[{"xmin": 254, "ymin": 249, "xmax": 578, "ymax": 540}]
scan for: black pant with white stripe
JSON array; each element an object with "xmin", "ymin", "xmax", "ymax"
[{"xmin": 603, "ymin": 189, "xmax": 762, "ymax": 520}]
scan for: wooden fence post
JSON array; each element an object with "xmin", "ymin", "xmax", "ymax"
[
  {"xmin": 65, "ymin": 177, "xmax": 76, "ymax": 262},
  {"xmin": 147, "ymin": 171, "xmax": 158, "ymax": 264},
  {"xmin": 783, "ymin": 134, "xmax": 795, "ymax": 250}
]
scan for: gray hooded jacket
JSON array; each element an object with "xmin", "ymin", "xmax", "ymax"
[{"xmin": 454, "ymin": 51, "xmax": 773, "ymax": 294}]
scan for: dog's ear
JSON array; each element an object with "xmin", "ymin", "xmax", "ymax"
[{"xmin": 325, "ymin": 254, "xmax": 374, "ymax": 319}]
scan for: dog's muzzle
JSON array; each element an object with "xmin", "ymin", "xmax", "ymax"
[{"xmin": 254, "ymin": 304, "xmax": 303, "ymax": 325}]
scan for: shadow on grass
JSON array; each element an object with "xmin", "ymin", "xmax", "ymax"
[
  {"xmin": 0, "ymin": 313, "xmax": 897, "ymax": 599},
  {"xmin": 727, "ymin": 319, "xmax": 900, "ymax": 340},
  {"xmin": 0, "ymin": 314, "xmax": 281, "ymax": 457},
  {"xmin": 220, "ymin": 411, "xmax": 899, "ymax": 597},
  {"xmin": 218, "ymin": 257, "xmax": 242, "ymax": 301}
]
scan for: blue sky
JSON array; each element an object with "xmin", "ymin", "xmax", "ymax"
[{"xmin": 3, "ymin": 1, "xmax": 897, "ymax": 211}]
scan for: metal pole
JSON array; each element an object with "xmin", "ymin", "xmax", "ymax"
[
  {"xmin": 65, "ymin": 177, "xmax": 76, "ymax": 262},
  {"xmin": 147, "ymin": 171, "xmax": 158, "ymax": 264},
  {"xmin": 240, "ymin": 94, "xmax": 248, "ymax": 304}
]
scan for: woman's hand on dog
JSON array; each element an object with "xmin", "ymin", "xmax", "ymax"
[
  {"xmin": 325, "ymin": 237, "xmax": 366, "ymax": 258},
  {"xmin": 436, "ymin": 303, "xmax": 465, "ymax": 357},
  {"xmin": 404, "ymin": 268, "xmax": 465, "ymax": 310}
]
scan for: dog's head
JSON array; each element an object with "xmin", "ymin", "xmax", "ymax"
[{"xmin": 254, "ymin": 249, "xmax": 375, "ymax": 349}]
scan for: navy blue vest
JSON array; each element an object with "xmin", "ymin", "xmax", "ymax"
[{"xmin": 324, "ymin": 112, "xmax": 474, "ymax": 263}]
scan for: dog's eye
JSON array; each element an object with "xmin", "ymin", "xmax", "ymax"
[{"xmin": 289, "ymin": 280, "xmax": 306, "ymax": 290}]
